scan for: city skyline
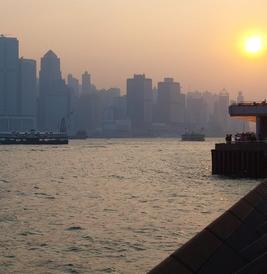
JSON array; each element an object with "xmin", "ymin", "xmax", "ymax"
[
  {"xmin": 0, "ymin": 34, "xmax": 250, "ymax": 98},
  {"xmin": 0, "ymin": 35, "xmax": 249, "ymax": 137},
  {"xmin": 1, "ymin": 1, "xmax": 267, "ymax": 99},
  {"xmin": 1, "ymin": 3, "xmax": 266, "ymax": 274}
]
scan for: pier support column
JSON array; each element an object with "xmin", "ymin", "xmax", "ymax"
[{"xmin": 256, "ymin": 116, "xmax": 267, "ymax": 140}]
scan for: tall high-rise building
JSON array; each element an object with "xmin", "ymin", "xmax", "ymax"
[
  {"xmin": 217, "ymin": 90, "xmax": 230, "ymax": 121},
  {"xmin": 186, "ymin": 91, "xmax": 208, "ymax": 128},
  {"xmin": 81, "ymin": 71, "xmax": 91, "ymax": 94},
  {"xmin": 0, "ymin": 36, "xmax": 37, "ymax": 131},
  {"xmin": 157, "ymin": 78, "xmax": 185, "ymax": 124},
  {"xmin": 113, "ymin": 95, "xmax": 127, "ymax": 120},
  {"xmin": 202, "ymin": 91, "xmax": 218, "ymax": 117},
  {"xmin": 67, "ymin": 74, "xmax": 80, "ymax": 95},
  {"xmin": 39, "ymin": 50, "xmax": 61, "ymax": 93},
  {"xmin": 38, "ymin": 50, "xmax": 70, "ymax": 131},
  {"xmin": 127, "ymin": 74, "xmax": 153, "ymax": 131},
  {"xmin": 212, "ymin": 90, "xmax": 230, "ymax": 135},
  {"xmin": 19, "ymin": 58, "xmax": 37, "ymax": 127},
  {"xmin": 0, "ymin": 35, "xmax": 19, "ymax": 116},
  {"xmin": 67, "ymin": 74, "xmax": 80, "ymax": 134}
]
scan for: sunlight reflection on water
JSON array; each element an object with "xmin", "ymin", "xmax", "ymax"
[{"xmin": 0, "ymin": 138, "xmax": 259, "ymax": 273}]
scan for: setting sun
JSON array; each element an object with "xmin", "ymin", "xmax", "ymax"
[
  {"xmin": 238, "ymin": 30, "xmax": 267, "ymax": 58},
  {"xmin": 245, "ymin": 36, "xmax": 263, "ymax": 54}
]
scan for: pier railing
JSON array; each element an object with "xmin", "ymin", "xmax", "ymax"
[{"xmin": 230, "ymin": 101, "xmax": 267, "ymax": 106}]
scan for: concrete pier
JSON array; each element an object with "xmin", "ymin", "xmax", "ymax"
[
  {"xmin": 148, "ymin": 181, "xmax": 267, "ymax": 274},
  {"xmin": 211, "ymin": 102, "xmax": 267, "ymax": 178},
  {"xmin": 212, "ymin": 143, "xmax": 267, "ymax": 178}
]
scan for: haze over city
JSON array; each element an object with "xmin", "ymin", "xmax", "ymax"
[
  {"xmin": 1, "ymin": 0, "xmax": 267, "ymax": 98},
  {"xmin": 2, "ymin": 1, "xmax": 267, "ymax": 273}
]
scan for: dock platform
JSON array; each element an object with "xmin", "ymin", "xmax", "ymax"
[{"xmin": 212, "ymin": 142, "xmax": 267, "ymax": 178}]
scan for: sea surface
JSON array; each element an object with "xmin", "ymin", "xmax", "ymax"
[{"xmin": 0, "ymin": 138, "xmax": 259, "ymax": 274}]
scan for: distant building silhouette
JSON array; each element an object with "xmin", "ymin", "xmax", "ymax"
[
  {"xmin": 127, "ymin": 74, "xmax": 153, "ymax": 133},
  {"xmin": 67, "ymin": 74, "xmax": 80, "ymax": 134},
  {"xmin": 217, "ymin": 90, "xmax": 230, "ymax": 130},
  {"xmin": 237, "ymin": 91, "xmax": 244, "ymax": 103},
  {"xmin": 81, "ymin": 71, "xmax": 91, "ymax": 94},
  {"xmin": 157, "ymin": 78, "xmax": 185, "ymax": 124},
  {"xmin": 39, "ymin": 50, "xmax": 61, "ymax": 86},
  {"xmin": 186, "ymin": 91, "xmax": 208, "ymax": 130},
  {"xmin": 19, "ymin": 58, "xmax": 37, "ymax": 120},
  {"xmin": 0, "ymin": 36, "xmax": 36, "ymax": 131},
  {"xmin": 67, "ymin": 74, "xmax": 80, "ymax": 95},
  {"xmin": 0, "ymin": 36, "xmax": 19, "ymax": 116},
  {"xmin": 210, "ymin": 90, "xmax": 230, "ymax": 135},
  {"xmin": 0, "ymin": 35, "xmax": 250, "ymax": 137},
  {"xmin": 76, "ymin": 92, "xmax": 102, "ymax": 134},
  {"xmin": 202, "ymin": 91, "xmax": 218, "ymax": 119},
  {"xmin": 38, "ymin": 50, "xmax": 70, "ymax": 131},
  {"xmin": 102, "ymin": 89, "xmax": 120, "ymax": 122},
  {"xmin": 113, "ymin": 95, "xmax": 127, "ymax": 120}
]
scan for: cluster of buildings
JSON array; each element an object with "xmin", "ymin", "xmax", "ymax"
[{"xmin": 0, "ymin": 36, "xmax": 248, "ymax": 137}]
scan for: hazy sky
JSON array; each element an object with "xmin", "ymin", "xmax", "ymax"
[{"xmin": 1, "ymin": 0, "xmax": 267, "ymax": 98}]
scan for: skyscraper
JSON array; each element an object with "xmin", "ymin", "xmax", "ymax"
[
  {"xmin": 38, "ymin": 50, "xmax": 70, "ymax": 131},
  {"xmin": 19, "ymin": 58, "xmax": 37, "ymax": 125},
  {"xmin": 0, "ymin": 36, "xmax": 37, "ymax": 131},
  {"xmin": 67, "ymin": 74, "xmax": 80, "ymax": 134},
  {"xmin": 39, "ymin": 50, "xmax": 61, "ymax": 93},
  {"xmin": 81, "ymin": 71, "xmax": 91, "ymax": 94},
  {"xmin": 19, "ymin": 58, "xmax": 37, "ymax": 115},
  {"xmin": 157, "ymin": 78, "xmax": 185, "ymax": 124},
  {"xmin": 186, "ymin": 91, "xmax": 208, "ymax": 129},
  {"xmin": 67, "ymin": 74, "xmax": 80, "ymax": 95},
  {"xmin": 212, "ymin": 90, "xmax": 230, "ymax": 135},
  {"xmin": 0, "ymin": 35, "xmax": 19, "ymax": 116},
  {"xmin": 127, "ymin": 74, "xmax": 153, "ymax": 132}
]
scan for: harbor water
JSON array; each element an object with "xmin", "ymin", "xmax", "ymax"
[{"xmin": 0, "ymin": 139, "xmax": 259, "ymax": 274}]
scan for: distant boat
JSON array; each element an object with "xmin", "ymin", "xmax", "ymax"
[
  {"xmin": 181, "ymin": 132, "xmax": 205, "ymax": 141},
  {"xmin": 0, "ymin": 118, "xmax": 69, "ymax": 145},
  {"xmin": 0, "ymin": 130, "xmax": 68, "ymax": 145}
]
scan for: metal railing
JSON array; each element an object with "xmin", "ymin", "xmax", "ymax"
[{"xmin": 230, "ymin": 101, "xmax": 267, "ymax": 106}]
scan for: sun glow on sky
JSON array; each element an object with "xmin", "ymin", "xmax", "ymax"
[
  {"xmin": 3, "ymin": 1, "xmax": 267, "ymax": 99},
  {"xmin": 239, "ymin": 30, "xmax": 267, "ymax": 58},
  {"xmin": 245, "ymin": 36, "xmax": 264, "ymax": 54}
]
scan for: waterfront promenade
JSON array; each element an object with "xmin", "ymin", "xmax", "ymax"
[{"xmin": 149, "ymin": 181, "xmax": 267, "ymax": 273}]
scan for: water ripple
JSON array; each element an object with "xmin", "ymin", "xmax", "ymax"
[{"xmin": 0, "ymin": 138, "xmax": 258, "ymax": 273}]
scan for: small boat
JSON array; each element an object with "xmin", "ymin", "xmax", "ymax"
[{"xmin": 181, "ymin": 132, "xmax": 205, "ymax": 141}]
